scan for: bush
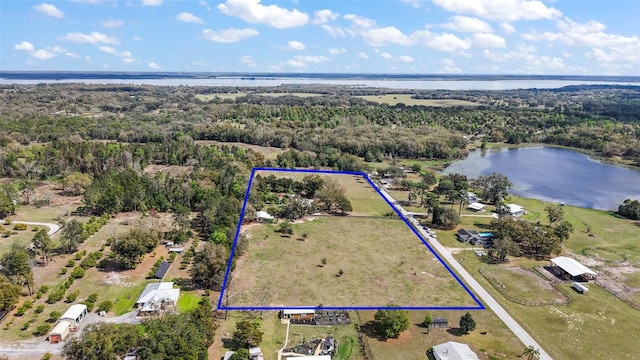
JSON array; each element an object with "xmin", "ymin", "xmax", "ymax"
[
  {"xmin": 3, "ymin": 230, "xmax": 11, "ymax": 237},
  {"xmin": 74, "ymin": 253, "xmax": 82, "ymax": 260},
  {"xmin": 46, "ymin": 289, "xmax": 65, "ymax": 304},
  {"xmin": 36, "ymin": 286, "xmax": 49, "ymax": 299},
  {"xmin": 66, "ymin": 259, "xmax": 76, "ymax": 268},
  {"xmin": 80, "ymin": 257, "xmax": 97, "ymax": 269},
  {"xmin": 47, "ymin": 311, "xmax": 61, "ymax": 323},
  {"xmin": 21, "ymin": 322, "xmax": 30, "ymax": 331},
  {"xmin": 97, "ymin": 258, "xmax": 110, "ymax": 269},
  {"xmin": 96, "ymin": 301, "xmax": 113, "ymax": 313},
  {"xmin": 35, "ymin": 305, "xmax": 45, "ymax": 314},
  {"xmin": 13, "ymin": 223, "xmax": 28, "ymax": 231},
  {"xmin": 33, "ymin": 323, "xmax": 51, "ymax": 336},
  {"xmin": 59, "ymin": 268, "xmax": 68, "ymax": 276},
  {"xmin": 87, "ymin": 293, "xmax": 98, "ymax": 304},
  {"xmin": 15, "ymin": 306, "xmax": 26, "ymax": 316},
  {"xmin": 71, "ymin": 267, "xmax": 85, "ymax": 279},
  {"xmin": 23, "ymin": 300, "xmax": 33, "ymax": 309},
  {"xmin": 66, "ymin": 290, "xmax": 80, "ymax": 303},
  {"xmin": 41, "ymin": 353, "xmax": 52, "ymax": 360}
]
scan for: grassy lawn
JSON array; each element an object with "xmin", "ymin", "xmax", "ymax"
[
  {"xmin": 194, "ymin": 140, "xmax": 286, "ymax": 160},
  {"xmin": 479, "ymin": 266, "xmax": 568, "ymax": 305},
  {"xmin": 358, "ymin": 309, "xmax": 523, "ymax": 360},
  {"xmin": 177, "ymin": 291, "xmax": 202, "ymax": 313},
  {"xmin": 355, "ymin": 94, "xmax": 480, "ymax": 107},
  {"xmin": 210, "ymin": 311, "xmax": 287, "ymax": 360},
  {"xmin": 0, "ymin": 225, "xmax": 38, "ymax": 257},
  {"xmin": 232, "ymin": 216, "xmax": 478, "ymax": 308}
]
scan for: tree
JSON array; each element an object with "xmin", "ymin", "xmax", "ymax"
[
  {"xmin": 472, "ymin": 173, "xmax": 512, "ymax": 204},
  {"xmin": 0, "ymin": 246, "xmax": 34, "ymax": 295},
  {"xmin": 232, "ymin": 320, "xmax": 264, "ymax": 349},
  {"xmin": 554, "ymin": 220, "xmax": 574, "ymax": 242},
  {"xmin": 432, "ymin": 206, "xmax": 460, "ymax": 229},
  {"xmin": 190, "ymin": 242, "xmax": 229, "ymax": 290},
  {"xmin": 32, "ymin": 229, "xmax": 53, "ymax": 266},
  {"xmin": 0, "ymin": 274, "xmax": 22, "ymax": 313},
  {"xmin": 63, "ymin": 323, "xmax": 140, "ymax": 360},
  {"xmin": 277, "ymin": 221, "xmax": 294, "ymax": 236},
  {"xmin": 60, "ymin": 219, "xmax": 88, "ymax": 254},
  {"xmin": 545, "ymin": 203, "xmax": 564, "ymax": 226},
  {"xmin": 421, "ymin": 313, "xmax": 432, "ymax": 329},
  {"xmin": 111, "ymin": 229, "xmax": 160, "ymax": 269},
  {"xmin": 335, "ymin": 194, "xmax": 353, "ymax": 214},
  {"xmin": 62, "ymin": 172, "xmax": 92, "ymax": 195},
  {"xmin": 229, "ymin": 348, "xmax": 250, "ymax": 360},
  {"xmin": 0, "ymin": 191, "xmax": 15, "ymax": 219},
  {"xmin": 373, "ymin": 307, "xmax": 410, "ymax": 339},
  {"xmin": 522, "ymin": 345, "xmax": 541, "ymax": 360},
  {"xmin": 459, "ymin": 312, "xmax": 476, "ymax": 334},
  {"xmin": 492, "ymin": 235, "xmax": 519, "ymax": 262},
  {"xmin": 618, "ymin": 199, "xmax": 640, "ymax": 220},
  {"xmin": 301, "ymin": 174, "xmax": 324, "ymax": 198}
]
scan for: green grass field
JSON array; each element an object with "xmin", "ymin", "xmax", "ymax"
[
  {"xmin": 232, "ymin": 216, "xmax": 478, "ymax": 308},
  {"xmin": 356, "ymin": 94, "xmax": 480, "ymax": 107},
  {"xmin": 176, "ymin": 291, "xmax": 202, "ymax": 313},
  {"xmin": 479, "ymin": 266, "xmax": 568, "ymax": 305}
]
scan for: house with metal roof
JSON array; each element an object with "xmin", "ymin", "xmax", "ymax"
[{"xmin": 432, "ymin": 341, "xmax": 479, "ymax": 360}]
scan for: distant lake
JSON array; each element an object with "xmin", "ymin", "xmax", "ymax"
[
  {"xmin": 443, "ymin": 146, "xmax": 640, "ymax": 210},
  {"xmin": 1, "ymin": 74, "xmax": 639, "ymax": 90}
]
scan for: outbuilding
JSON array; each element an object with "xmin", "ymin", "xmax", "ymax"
[
  {"xmin": 504, "ymin": 204, "xmax": 524, "ymax": 216},
  {"xmin": 60, "ymin": 304, "xmax": 88, "ymax": 328},
  {"xmin": 467, "ymin": 202, "xmax": 486, "ymax": 212},
  {"xmin": 255, "ymin": 211, "xmax": 274, "ymax": 222},
  {"xmin": 432, "ymin": 341, "xmax": 479, "ymax": 360},
  {"xmin": 279, "ymin": 309, "xmax": 315, "ymax": 321},
  {"xmin": 48, "ymin": 320, "xmax": 72, "ymax": 343},
  {"xmin": 431, "ymin": 317, "xmax": 448, "ymax": 329},
  {"xmin": 550, "ymin": 256, "xmax": 598, "ymax": 281}
]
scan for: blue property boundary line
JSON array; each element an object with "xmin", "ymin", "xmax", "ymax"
[{"xmin": 217, "ymin": 167, "xmax": 485, "ymax": 311}]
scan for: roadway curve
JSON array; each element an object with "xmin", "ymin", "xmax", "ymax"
[
  {"xmin": 11, "ymin": 221, "xmax": 60, "ymax": 237},
  {"xmin": 377, "ymin": 186, "xmax": 553, "ymax": 360}
]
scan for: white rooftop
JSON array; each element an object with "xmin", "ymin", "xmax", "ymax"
[
  {"xmin": 50, "ymin": 320, "xmax": 71, "ymax": 335},
  {"xmin": 282, "ymin": 309, "xmax": 315, "ymax": 315},
  {"xmin": 432, "ymin": 341, "xmax": 479, "ymax": 360},
  {"xmin": 136, "ymin": 282, "xmax": 180, "ymax": 305},
  {"xmin": 506, "ymin": 204, "xmax": 524, "ymax": 213},
  {"xmin": 61, "ymin": 304, "xmax": 87, "ymax": 322},
  {"xmin": 467, "ymin": 202, "xmax": 486, "ymax": 211},
  {"xmin": 551, "ymin": 256, "xmax": 598, "ymax": 277},
  {"xmin": 256, "ymin": 210, "xmax": 274, "ymax": 219},
  {"xmin": 289, "ymin": 356, "xmax": 331, "ymax": 360}
]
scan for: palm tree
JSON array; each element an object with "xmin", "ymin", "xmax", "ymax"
[{"xmin": 522, "ymin": 345, "xmax": 540, "ymax": 360}]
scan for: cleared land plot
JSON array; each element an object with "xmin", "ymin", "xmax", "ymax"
[
  {"xmin": 356, "ymin": 94, "xmax": 480, "ymax": 107},
  {"xmin": 195, "ymin": 93, "xmax": 247, "ymax": 101},
  {"xmin": 231, "ymin": 216, "xmax": 478, "ymax": 308},
  {"xmin": 194, "ymin": 140, "xmax": 285, "ymax": 159},
  {"xmin": 479, "ymin": 266, "xmax": 568, "ymax": 305}
]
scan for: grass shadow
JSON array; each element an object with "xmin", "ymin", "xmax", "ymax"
[
  {"xmin": 446, "ymin": 327, "xmax": 466, "ymax": 336},
  {"xmin": 472, "ymin": 222, "xmax": 493, "ymax": 230},
  {"xmin": 359, "ymin": 321, "xmax": 387, "ymax": 341}
]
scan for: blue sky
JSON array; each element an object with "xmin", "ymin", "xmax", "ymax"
[{"xmin": 1, "ymin": 0, "xmax": 639, "ymax": 75}]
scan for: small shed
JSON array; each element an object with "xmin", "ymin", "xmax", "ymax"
[
  {"xmin": 168, "ymin": 247, "xmax": 184, "ymax": 253},
  {"xmin": 48, "ymin": 320, "xmax": 71, "ymax": 343},
  {"xmin": 279, "ymin": 309, "xmax": 315, "ymax": 321},
  {"xmin": 467, "ymin": 202, "xmax": 486, "ymax": 212},
  {"xmin": 255, "ymin": 211, "xmax": 274, "ymax": 222},
  {"xmin": 431, "ymin": 317, "xmax": 448, "ymax": 329},
  {"xmin": 60, "ymin": 304, "xmax": 87, "ymax": 327}
]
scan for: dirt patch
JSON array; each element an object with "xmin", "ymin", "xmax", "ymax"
[{"xmin": 143, "ymin": 164, "xmax": 193, "ymax": 177}]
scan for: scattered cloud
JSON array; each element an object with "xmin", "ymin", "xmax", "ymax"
[
  {"xmin": 202, "ymin": 28, "xmax": 259, "ymax": 43},
  {"xmin": 380, "ymin": 52, "xmax": 393, "ymax": 59},
  {"xmin": 398, "ymin": 55, "xmax": 414, "ymax": 63},
  {"xmin": 217, "ymin": 0, "xmax": 309, "ymax": 29},
  {"xmin": 15, "ymin": 41, "xmax": 35, "ymax": 52},
  {"xmin": 285, "ymin": 40, "xmax": 305, "ymax": 51},
  {"xmin": 431, "ymin": 0, "xmax": 561, "ymax": 22},
  {"xmin": 148, "ymin": 62, "xmax": 161, "ymax": 69},
  {"xmin": 70, "ymin": 0, "xmax": 103, "ymax": 4},
  {"xmin": 59, "ymin": 31, "xmax": 119, "ymax": 45},
  {"xmin": 199, "ymin": 1, "xmax": 211, "ymax": 11},
  {"xmin": 358, "ymin": 52, "xmax": 369, "ymax": 59},
  {"xmin": 285, "ymin": 55, "xmax": 329, "ymax": 68},
  {"xmin": 360, "ymin": 26, "xmax": 415, "ymax": 46},
  {"xmin": 133, "ymin": 36, "xmax": 143, "ymax": 41},
  {"xmin": 442, "ymin": 16, "xmax": 492, "ymax": 33},
  {"xmin": 31, "ymin": 49, "xmax": 56, "ymax": 60},
  {"xmin": 328, "ymin": 48, "xmax": 347, "ymax": 55},
  {"xmin": 439, "ymin": 58, "xmax": 462, "ymax": 73},
  {"xmin": 101, "ymin": 18, "xmax": 124, "ymax": 28},
  {"xmin": 500, "ymin": 23, "xmax": 516, "ymax": 34},
  {"xmin": 401, "ymin": 0, "xmax": 421, "ymax": 9},
  {"xmin": 320, "ymin": 24, "xmax": 345, "ymax": 37},
  {"xmin": 240, "ymin": 55, "xmax": 257, "ymax": 67},
  {"xmin": 177, "ymin": 12, "xmax": 204, "ymax": 24},
  {"xmin": 415, "ymin": 31, "xmax": 471, "ymax": 52},
  {"xmin": 312, "ymin": 9, "xmax": 339, "ymax": 25},
  {"xmin": 99, "ymin": 46, "xmax": 134, "ymax": 62},
  {"xmin": 142, "ymin": 0, "xmax": 162, "ymax": 6},
  {"xmin": 33, "ymin": 3, "xmax": 64, "ymax": 19},
  {"xmin": 344, "ymin": 14, "xmax": 376, "ymax": 29},
  {"xmin": 48, "ymin": 45, "xmax": 78, "ymax": 58},
  {"xmin": 472, "ymin": 33, "xmax": 506, "ymax": 48}
]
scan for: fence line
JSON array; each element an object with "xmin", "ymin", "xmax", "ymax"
[{"xmin": 354, "ymin": 310, "xmax": 374, "ymax": 360}]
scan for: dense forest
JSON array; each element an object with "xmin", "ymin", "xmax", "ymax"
[{"xmin": 1, "ymin": 84, "xmax": 639, "ymax": 166}]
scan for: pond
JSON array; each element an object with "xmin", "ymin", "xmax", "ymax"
[{"xmin": 443, "ymin": 146, "xmax": 640, "ymax": 210}]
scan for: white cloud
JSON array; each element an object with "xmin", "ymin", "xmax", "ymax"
[
  {"xmin": 439, "ymin": 58, "xmax": 462, "ymax": 73},
  {"xmin": 312, "ymin": 9, "xmax": 339, "ymax": 25},
  {"xmin": 133, "ymin": 36, "xmax": 143, "ymax": 41},
  {"xmin": 359, "ymin": 26, "xmax": 415, "ymax": 46},
  {"xmin": 380, "ymin": 52, "xmax": 393, "ymax": 59},
  {"xmin": 240, "ymin": 55, "xmax": 257, "ymax": 67},
  {"xmin": 431, "ymin": 0, "xmax": 561, "ymax": 21},
  {"xmin": 122, "ymin": 58, "xmax": 135, "ymax": 63},
  {"xmin": 59, "ymin": 31, "xmax": 119, "ymax": 45},
  {"xmin": 286, "ymin": 60, "xmax": 306, "ymax": 68},
  {"xmin": 202, "ymin": 28, "xmax": 259, "ymax": 43},
  {"xmin": 358, "ymin": 52, "xmax": 369, "ymax": 59},
  {"xmin": 142, "ymin": 0, "xmax": 162, "ymax": 6},
  {"xmin": 321, "ymin": 24, "xmax": 345, "ymax": 37},
  {"xmin": 177, "ymin": 12, "xmax": 204, "ymax": 23},
  {"xmin": 33, "ymin": 3, "xmax": 64, "ymax": 19},
  {"xmin": 500, "ymin": 23, "xmax": 516, "ymax": 34},
  {"xmin": 398, "ymin": 55, "xmax": 414, "ymax": 63},
  {"xmin": 148, "ymin": 62, "xmax": 161, "ymax": 69},
  {"xmin": 217, "ymin": 0, "xmax": 309, "ymax": 29},
  {"xmin": 483, "ymin": 44, "xmax": 536, "ymax": 62},
  {"xmin": 70, "ymin": 0, "xmax": 103, "ymax": 3},
  {"xmin": 415, "ymin": 31, "xmax": 471, "ymax": 52},
  {"xmin": 31, "ymin": 49, "xmax": 56, "ymax": 60},
  {"xmin": 344, "ymin": 14, "xmax": 376, "ymax": 29},
  {"xmin": 401, "ymin": 0, "xmax": 421, "ymax": 9},
  {"xmin": 286, "ymin": 40, "xmax": 305, "ymax": 50},
  {"xmin": 15, "ymin": 41, "xmax": 35, "ymax": 52},
  {"xmin": 442, "ymin": 16, "xmax": 492, "ymax": 33},
  {"xmin": 328, "ymin": 48, "xmax": 347, "ymax": 55},
  {"xmin": 99, "ymin": 46, "xmax": 134, "ymax": 62},
  {"xmin": 292, "ymin": 55, "xmax": 329, "ymax": 63},
  {"xmin": 472, "ymin": 32, "xmax": 506, "ymax": 48},
  {"xmin": 101, "ymin": 18, "xmax": 124, "ymax": 28}
]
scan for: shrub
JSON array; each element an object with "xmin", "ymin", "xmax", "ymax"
[
  {"xmin": 4, "ymin": 219, "xmax": 11, "ymax": 225},
  {"xmin": 23, "ymin": 300, "xmax": 33, "ymax": 309},
  {"xmin": 47, "ymin": 311, "xmax": 61, "ymax": 323},
  {"xmin": 66, "ymin": 259, "xmax": 76, "ymax": 268},
  {"xmin": 65, "ymin": 290, "xmax": 80, "ymax": 303},
  {"xmin": 12, "ymin": 223, "xmax": 28, "ymax": 231},
  {"xmin": 36, "ymin": 286, "xmax": 49, "ymax": 299},
  {"xmin": 21, "ymin": 322, "xmax": 30, "ymax": 331},
  {"xmin": 97, "ymin": 258, "xmax": 110, "ymax": 269},
  {"xmin": 74, "ymin": 253, "xmax": 82, "ymax": 260},
  {"xmin": 35, "ymin": 305, "xmax": 45, "ymax": 314},
  {"xmin": 0, "ymin": 225, "xmax": 4, "ymax": 232},
  {"xmin": 71, "ymin": 267, "xmax": 85, "ymax": 279},
  {"xmin": 33, "ymin": 323, "xmax": 51, "ymax": 336},
  {"xmin": 59, "ymin": 268, "xmax": 68, "ymax": 276},
  {"xmin": 96, "ymin": 301, "xmax": 113, "ymax": 313},
  {"xmin": 87, "ymin": 293, "xmax": 98, "ymax": 304},
  {"xmin": 80, "ymin": 257, "xmax": 97, "ymax": 269},
  {"xmin": 15, "ymin": 306, "xmax": 26, "ymax": 316},
  {"xmin": 41, "ymin": 353, "xmax": 53, "ymax": 360},
  {"xmin": 46, "ymin": 289, "xmax": 65, "ymax": 304},
  {"xmin": 3, "ymin": 230, "xmax": 11, "ymax": 237}
]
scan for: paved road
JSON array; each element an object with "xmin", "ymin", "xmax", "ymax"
[
  {"xmin": 11, "ymin": 221, "xmax": 60, "ymax": 237},
  {"xmin": 377, "ymin": 185, "xmax": 553, "ymax": 360}
]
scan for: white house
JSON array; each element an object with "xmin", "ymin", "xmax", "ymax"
[
  {"xmin": 255, "ymin": 210, "xmax": 274, "ymax": 222},
  {"xmin": 135, "ymin": 282, "xmax": 180, "ymax": 315},
  {"xmin": 504, "ymin": 203, "xmax": 524, "ymax": 216},
  {"xmin": 432, "ymin": 341, "xmax": 479, "ymax": 360}
]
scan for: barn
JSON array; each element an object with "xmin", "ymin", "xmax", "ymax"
[{"xmin": 550, "ymin": 256, "xmax": 598, "ymax": 282}]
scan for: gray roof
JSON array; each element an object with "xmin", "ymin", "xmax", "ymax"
[{"xmin": 433, "ymin": 341, "xmax": 479, "ymax": 360}]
